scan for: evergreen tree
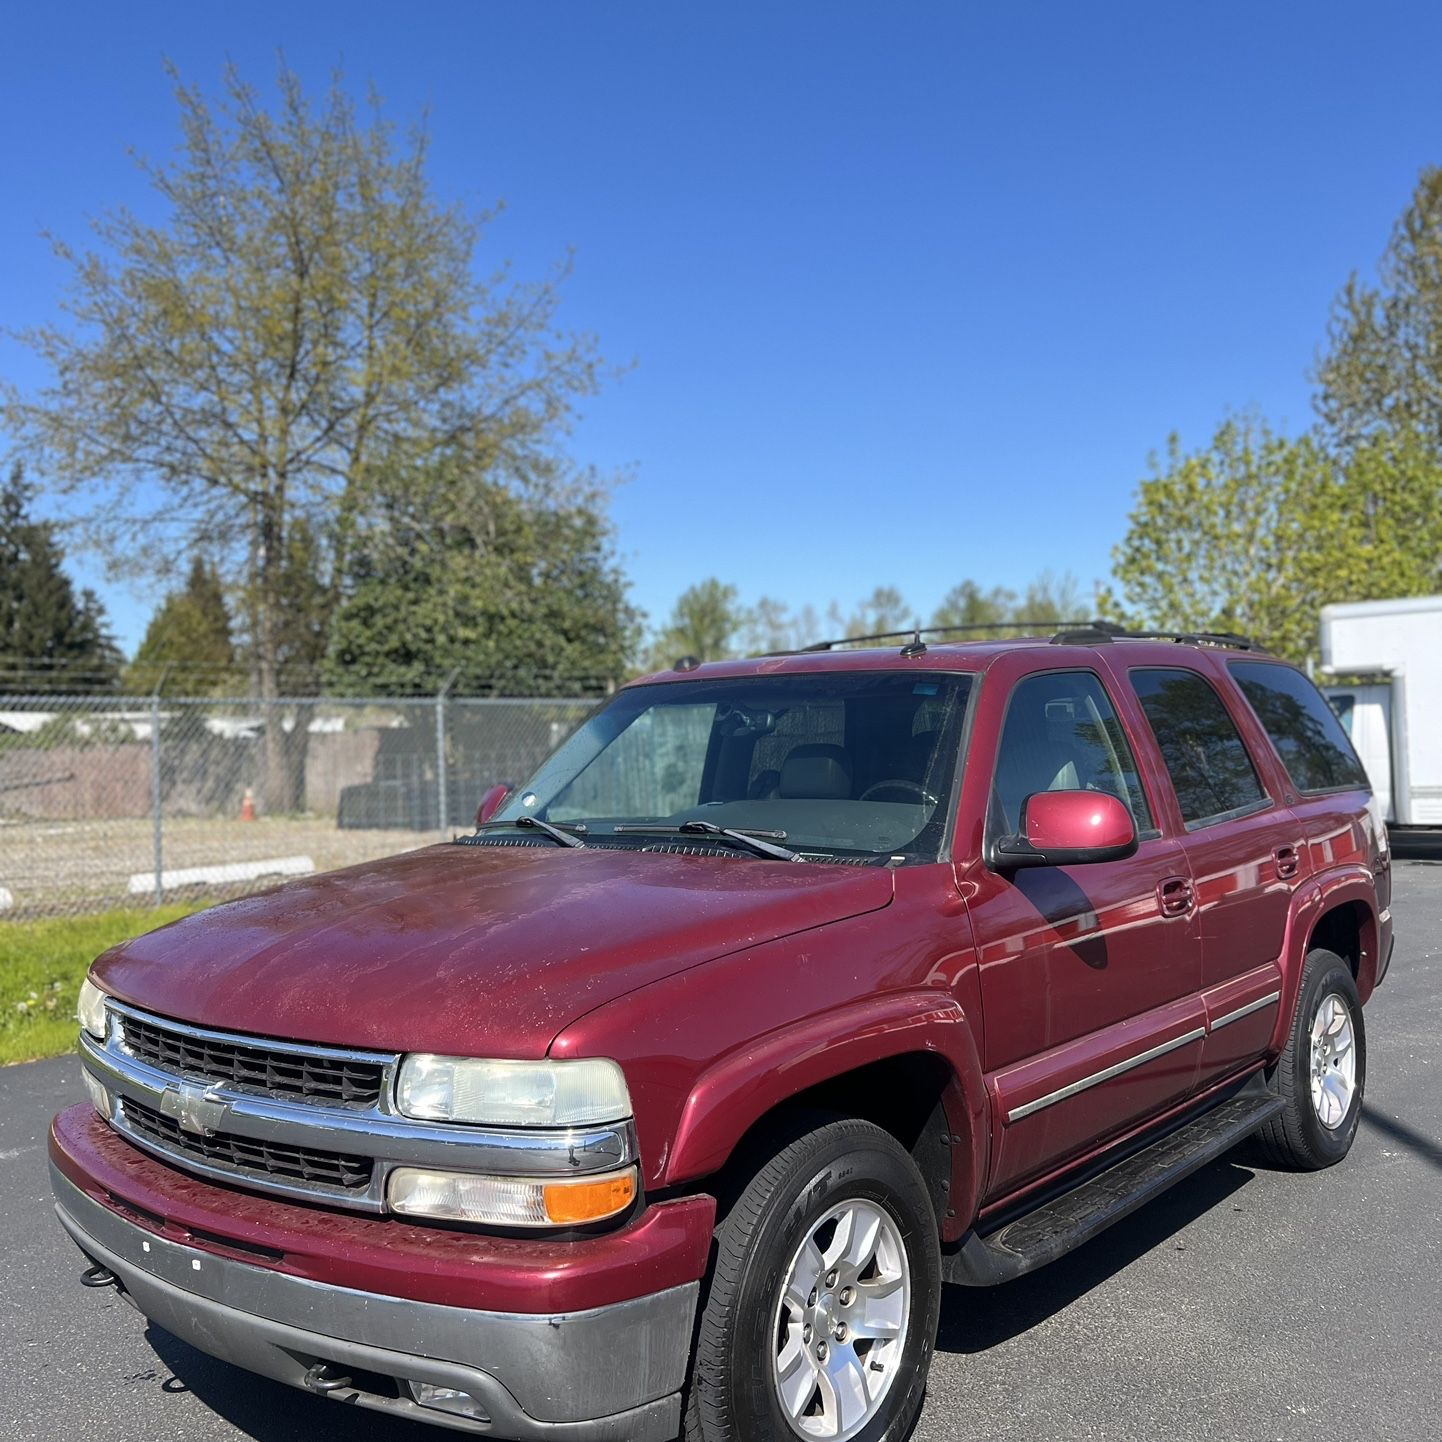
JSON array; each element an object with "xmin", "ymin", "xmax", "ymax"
[
  {"xmin": 127, "ymin": 557, "xmax": 238, "ymax": 693},
  {"xmin": 0, "ymin": 462, "xmax": 121, "ymax": 690}
]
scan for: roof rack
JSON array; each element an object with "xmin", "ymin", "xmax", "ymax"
[
  {"xmin": 1049, "ymin": 621, "xmax": 1262, "ymax": 652},
  {"xmin": 765, "ymin": 619, "xmax": 1089, "ymax": 659},
  {"xmin": 749, "ymin": 619, "xmax": 1264, "ymax": 663}
]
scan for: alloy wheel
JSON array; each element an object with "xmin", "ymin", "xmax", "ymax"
[
  {"xmin": 771, "ymin": 1198, "xmax": 912, "ymax": 1440},
  {"xmin": 1309, "ymin": 990, "xmax": 1358, "ymax": 1130}
]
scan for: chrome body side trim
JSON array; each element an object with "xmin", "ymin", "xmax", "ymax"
[
  {"xmin": 1006, "ymin": 1028, "xmax": 1207, "ymax": 1123},
  {"xmin": 1210, "ymin": 990, "xmax": 1282, "ymax": 1032},
  {"xmin": 81, "ymin": 1012, "xmax": 637, "ymax": 1212},
  {"xmin": 53, "ymin": 1165, "xmax": 691, "ymax": 1440}
]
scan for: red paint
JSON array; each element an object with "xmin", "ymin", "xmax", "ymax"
[
  {"xmin": 89, "ymin": 845, "xmax": 892, "ymax": 1058},
  {"xmin": 51, "ymin": 1105, "xmax": 714, "ymax": 1313},
  {"xmin": 1024, "ymin": 790, "xmax": 1135, "ymax": 853},
  {"xmin": 58, "ymin": 635, "xmax": 1387, "ymax": 1324},
  {"xmin": 476, "ymin": 782, "xmax": 511, "ymax": 826}
]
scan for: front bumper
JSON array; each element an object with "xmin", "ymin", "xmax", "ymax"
[{"xmin": 51, "ymin": 1107, "xmax": 713, "ymax": 1440}]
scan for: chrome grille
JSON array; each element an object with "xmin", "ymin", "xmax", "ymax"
[
  {"xmin": 118, "ymin": 1010, "xmax": 388, "ymax": 1109},
  {"xmin": 122, "ymin": 1096, "xmax": 374, "ymax": 1192},
  {"xmin": 83, "ymin": 1000, "xmax": 639, "ymax": 1213}
]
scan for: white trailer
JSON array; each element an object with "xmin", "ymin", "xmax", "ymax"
[{"xmin": 1320, "ymin": 595, "xmax": 1442, "ymax": 846}]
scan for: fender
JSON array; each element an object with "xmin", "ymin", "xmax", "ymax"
[
  {"xmin": 663, "ymin": 990, "xmax": 989, "ymax": 1240},
  {"xmin": 1269, "ymin": 866, "xmax": 1379, "ymax": 1053}
]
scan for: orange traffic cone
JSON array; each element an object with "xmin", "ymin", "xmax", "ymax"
[{"xmin": 240, "ymin": 788, "xmax": 256, "ymax": 822}]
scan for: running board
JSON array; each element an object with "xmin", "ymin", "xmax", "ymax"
[{"xmin": 943, "ymin": 1086, "xmax": 1285, "ymax": 1287}]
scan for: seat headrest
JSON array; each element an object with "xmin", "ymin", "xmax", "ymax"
[{"xmin": 780, "ymin": 743, "xmax": 852, "ymax": 800}]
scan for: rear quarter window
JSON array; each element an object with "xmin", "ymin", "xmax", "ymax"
[{"xmin": 1228, "ymin": 661, "xmax": 1370, "ymax": 795}]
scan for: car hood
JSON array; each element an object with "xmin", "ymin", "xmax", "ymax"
[{"xmin": 90, "ymin": 842, "xmax": 893, "ymax": 1058}]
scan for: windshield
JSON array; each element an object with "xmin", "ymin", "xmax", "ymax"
[{"xmin": 492, "ymin": 671, "xmax": 974, "ymax": 860}]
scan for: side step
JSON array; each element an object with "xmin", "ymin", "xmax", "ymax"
[{"xmin": 942, "ymin": 1085, "xmax": 1284, "ymax": 1287}]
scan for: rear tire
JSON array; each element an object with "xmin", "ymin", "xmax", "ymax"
[
  {"xmin": 684, "ymin": 1117, "xmax": 941, "ymax": 1442},
  {"xmin": 1255, "ymin": 947, "xmax": 1365, "ymax": 1170}
]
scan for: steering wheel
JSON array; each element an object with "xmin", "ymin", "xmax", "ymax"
[{"xmin": 858, "ymin": 778, "xmax": 937, "ymax": 805}]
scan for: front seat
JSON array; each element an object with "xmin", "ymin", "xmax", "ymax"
[{"xmin": 779, "ymin": 743, "xmax": 853, "ymax": 799}]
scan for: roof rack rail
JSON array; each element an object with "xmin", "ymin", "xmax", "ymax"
[
  {"xmin": 1049, "ymin": 621, "xmax": 1127, "ymax": 645},
  {"xmin": 1049, "ymin": 621, "xmax": 1262, "ymax": 652},
  {"xmin": 764, "ymin": 619, "xmax": 1090, "ymax": 659}
]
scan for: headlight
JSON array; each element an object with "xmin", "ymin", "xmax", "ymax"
[
  {"xmin": 387, "ymin": 1165, "xmax": 637, "ymax": 1227},
  {"xmin": 77, "ymin": 977, "xmax": 109, "ymax": 1040},
  {"xmin": 395, "ymin": 1055, "xmax": 630, "ymax": 1128}
]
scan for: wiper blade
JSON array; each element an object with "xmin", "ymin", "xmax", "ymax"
[
  {"xmin": 612, "ymin": 821, "xmax": 802, "ymax": 862},
  {"xmin": 478, "ymin": 816, "xmax": 587, "ymax": 848}
]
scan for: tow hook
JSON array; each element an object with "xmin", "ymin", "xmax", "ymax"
[
  {"xmin": 302, "ymin": 1362, "xmax": 356, "ymax": 1395},
  {"xmin": 80, "ymin": 1263, "xmax": 119, "ymax": 1289}
]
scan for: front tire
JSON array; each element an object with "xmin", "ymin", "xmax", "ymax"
[
  {"xmin": 1255, "ymin": 947, "xmax": 1366, "ymax": 1170},
  {"xmin": 686, "ymin": 1117, "xmax": 941, "ymax": 1442}
]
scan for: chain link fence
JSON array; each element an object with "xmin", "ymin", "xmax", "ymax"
[{"xmin": 0, "ymin": 691, "xmax": 597, "ymax": 921}]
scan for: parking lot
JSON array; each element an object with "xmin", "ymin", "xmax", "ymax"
[{"xmin": 1, "ymin": 862, "xmax": 1438, "ymax": 1442}]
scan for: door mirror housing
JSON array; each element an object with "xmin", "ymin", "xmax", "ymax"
[
  {"xmin": 476, "ymin": 782, "xmax": 513, "ymax": 827},
  {"xmin": 992, "ymin": 790, "xmax": 1138, "ymax": 869}
]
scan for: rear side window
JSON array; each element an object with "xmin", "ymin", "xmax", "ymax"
[
  {"xmin": 1228, "ymin": 661, "xmax": 1370, "ymax": 795},
  {"xmin": 1130, "ymin": 668, "xmax": 1266, "ymax": 828},
  {"xmin": 990, "ymin": 670, "xmax": 1154, "ymax": 836}
]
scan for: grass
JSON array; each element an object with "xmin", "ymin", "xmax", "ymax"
[{"xmin": 0, "ymin": 904, "xmax": 202, "ymax": 1065}]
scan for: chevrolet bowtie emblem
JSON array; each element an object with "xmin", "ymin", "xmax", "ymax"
[{"xmin": 160, "ymin": 1081, "xmax": 228, "ymax": 1137}]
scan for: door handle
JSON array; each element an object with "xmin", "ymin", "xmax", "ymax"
[
  {"xmin": 1274, "ymin": 844, "xmax": 1301, "ymax": 880},
  {"xmin": 1157, "ymin": 876, "xmax": 1194, "ymax": 917}
]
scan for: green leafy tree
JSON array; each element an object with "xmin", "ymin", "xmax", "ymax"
[
  {"xmin": 1313, "ymin": 166, "xmax": 1442, "ymax": 601},
  {"xmin": 1317, "ymin": 167, "xmax": 1442, "ymax": 458},
  {"xmin": 648, "ymin": 579, "xmax": 747, "ymax": 667},
  {"xmin": 0, "ymin": 462, "xmax": 121, "ymax": 690},
  {"xmin": 930, "ymin": 573, "xmax": 1086, "ymax": 636},
  {"xmin": 930, "ymin": 580, "xmax": 1016, "ymax": 632},
  {"xmin": 1111, "ymin": 164, "xmax": 1442, "ymax": 664},
  {"xmin": 1311, "ymin": 430, "xmax": 1442, "ymax": 601},
  {"xmin": 3, "ymin": 61, "xmax": 604, "ymax": 806},
  {"xmin": 1102, "ymin": 416, "xmax": 1360, "ymax": 662},
  {"xmin": 126, "ymin": 557, "xmax": 238, "ymax": 693},
  {"xmin": 326, "ymin": 460, "xmax": 636, "ymax": 695}
]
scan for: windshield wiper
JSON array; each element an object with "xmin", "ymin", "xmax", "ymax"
[
  {"xmin": 612, "ymin": 821, "xmax": 802, "ymax": 862},
  {"xmin": 478, "ymin": 816, "xmax": 588, "ymax": 848}
]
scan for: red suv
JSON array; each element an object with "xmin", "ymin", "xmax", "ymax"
[{"xmin": 53, "ymin": 627, "xmax": 1391, "ymax": 1442}]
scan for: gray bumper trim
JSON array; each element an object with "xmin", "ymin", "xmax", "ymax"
[{"xmin": 53, "ymin": 1165, "xmax": 694, "ymax": 1441}]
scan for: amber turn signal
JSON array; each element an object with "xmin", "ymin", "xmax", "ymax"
[
  {"xmin": 388, "ymin": 1165, "xmax": 638, "ymax": 1227},
  {"xmin": 542, "ymin": 1169, "xmax": 637, "ymax": 1225}
]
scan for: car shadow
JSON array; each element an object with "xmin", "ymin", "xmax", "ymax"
[
  {"xmin": 143, "ymin": 1325, "xmax": 436, "ymax": 1441},
  {"xmin": 934, "ymin": 1158, "xmax": 1255, "ymax": 1355},
  {"xmin": 1360, "ymin": 1109, "xmax": 1442, "ymax": 1171}
]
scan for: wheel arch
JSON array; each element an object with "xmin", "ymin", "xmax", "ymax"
[
  {"xmin": 1271, "ymin": 869, "xmax": 1381, "ymax": 1052},
  {"xmin": 662, "ymin": 992, "xmax": 988, "ymax": 1243},
  {"xmin": 1307, "ymin": 899, "xmax": 1377, "ymax": 986}
]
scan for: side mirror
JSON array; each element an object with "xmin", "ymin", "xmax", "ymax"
[
  {"xmin": 992, "ymin": 790, "xmax": 1137, "ymax": 869},
  {"xmin": 476, "ymin": 782, "xmax": 513, "ymax": 827}
]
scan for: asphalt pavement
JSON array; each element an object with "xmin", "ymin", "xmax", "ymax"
[{"xmin": 2, "ymin": 864, "xmax": 1439, "ymax": 1442}]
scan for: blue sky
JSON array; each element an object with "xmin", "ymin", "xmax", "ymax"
[{"xmin": 4, "ymin": 2, "xmax": 1441, "ymax": 653}]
